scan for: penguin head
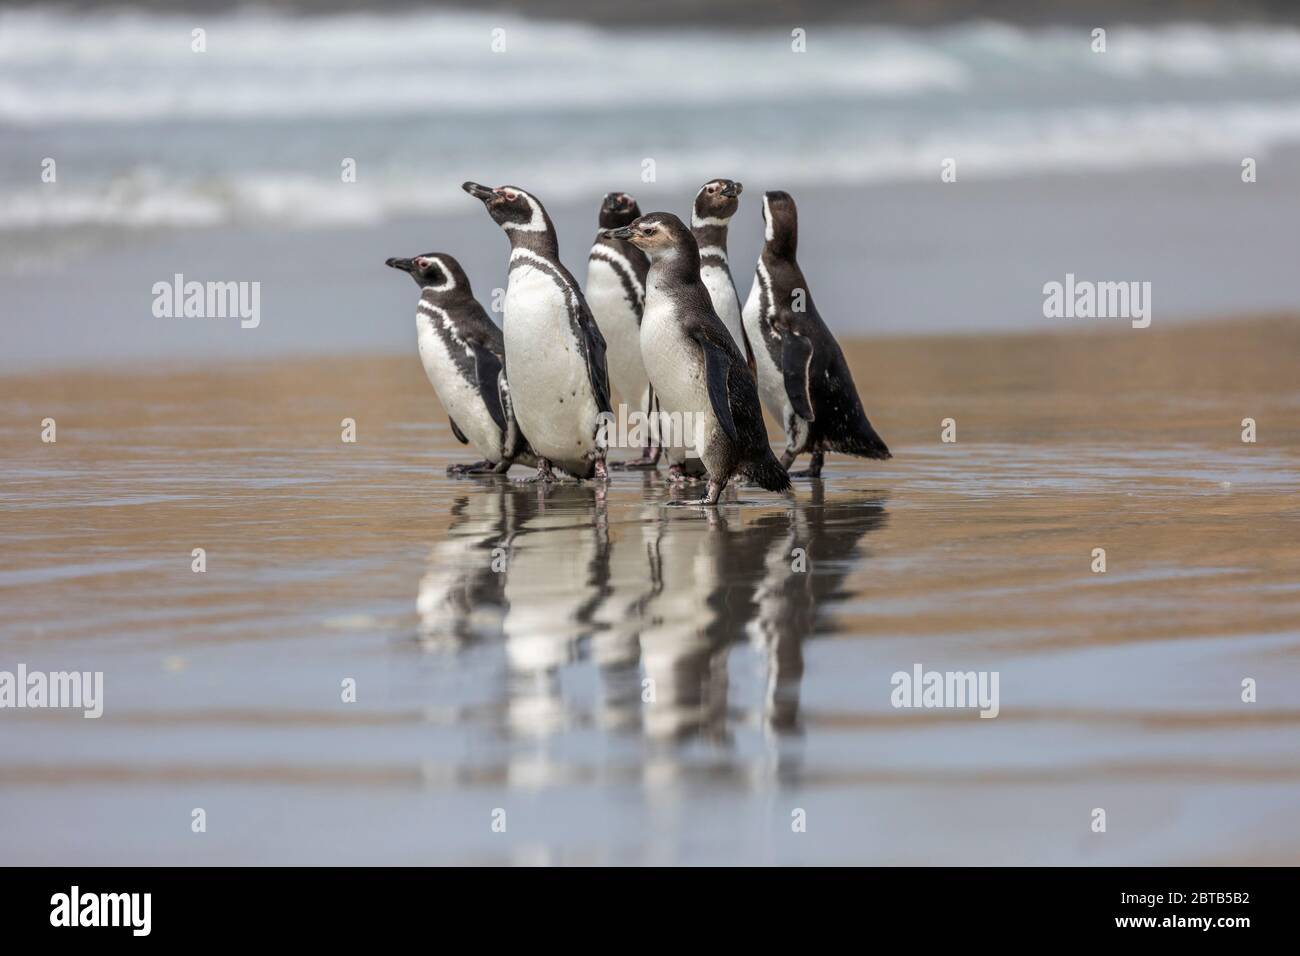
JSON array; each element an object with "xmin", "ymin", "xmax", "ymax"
[
  {"xmin": 462, "ymin": 182, "xmax": 551, "ymax": 234},
  {"xmin": 761, "ymin": 190, "xmax": 799, "ymax": 256},
  {"xmin": 603, "ymin": 212, "xmax": 691, "ymax": 263},
  {"xmin": 598, "ymin": 192, "xmax": 641, "ymax": 229},
  {"xmin": 385, "ymin": 253, "xmax": 466, "ymax": 294},
  {"xmin": 693, "ymin": 179, "xmax": 743, "ymax": 224}
]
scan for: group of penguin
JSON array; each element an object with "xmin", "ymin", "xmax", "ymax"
[{"xmin": 385, "ymin": 179, "xmax": 891, "ymax": 506}]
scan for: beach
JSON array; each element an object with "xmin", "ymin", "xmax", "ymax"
[
  {"xmin": 2, "ymin": 315, "xmax": 1298, "ymax": 865},
  {"xmin": 2, "ymin": 1, "xmax": 1299, "ymax": 869}
]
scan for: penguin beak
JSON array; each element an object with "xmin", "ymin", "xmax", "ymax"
[
  {"xmin": 385, "ymin": 257, "xmax": 415, "ymax": 273},
  {"xmin": 721, "ymin": 181, "xmax": 743, "ymax": 198},
  {"xmin": 602, "ymin": 226, "xmax": 634, "ymax": 241},
  {"xmin": 462, "ymin": 182, "xmax": 496, "ymax": 202}
]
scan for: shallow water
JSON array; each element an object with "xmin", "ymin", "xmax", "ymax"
[{"xmin": 1, "ymin": 317, "xmax": 1298, "ymax": 864}]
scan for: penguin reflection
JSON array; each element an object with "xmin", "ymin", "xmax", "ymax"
[
  {"xmin": 637, "ymin": 506, "xmax": 751, "ymax": 743},
  {"xmin": 500, "ymin": 483, "xmax": 611, "ymax": 735},
  {"xmin": 416, "ymin": 481, "xmax": 887, "ymax": 743},
  {"xmin": 416, "ymin": 486, "xmax": 538, "ymax": 650},
  {"xmin": 638, "ymin": 487, "xmax": 887, "ymax": 741},
  {"xmin": 589, "ymin": 476, "xmax": 664, "ymax": 733},
  {"xmin": 746, "ymin": 484, "xmax": 888, "ymax": 733}
]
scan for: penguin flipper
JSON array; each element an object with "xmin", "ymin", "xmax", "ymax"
[
  {"xmin": 781, "ymin": 332, "xmax": 816, "ymax": 422},
  {"xmin": 469, "ymin": 340, "xmax": 507, "ymax": 433},
  {"xmin": 449, "ymin": 417, "xmax": 469, "ymax": 445},
  {"xmin": 497, "ymin": 370, "xmax": 525, "ymax": 462},
  {"xmin": 580, "ymin": 316, "xmax": 613, "ymax": 415},
  {"xmin": 740, "ymin": 322, "xmax": 757, "ymax": 378},
  {"xmin": 697, "ymin": 337, "xmax": 739, "ymax": 445}
]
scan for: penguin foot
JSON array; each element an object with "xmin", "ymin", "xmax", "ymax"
[
  {"xmin": 447, "ymin": 460, "xmax": 495, "ymax": 475},
  {"xmin": 669, "ymin": 479, "xmax": 725, "ymax": 507},
  {"xmin": 593, "ymin": 458, "xmax": 610, "ymax": 481},
  {"xmin": 515, "ymin": 459, "xmax": 557, "ymax": 484},
  {"xmin": 610, "ymin": 456, "xmax": 659, "ymax": 471},
  {"xmin": 665, "ymin": 464, "xmax": 704, "ymax": 485},
  {"xmin": 786, "ymin": 452, "xmax": 824, "ymax": 479},
  {"xmin": 611, "ymin": 444, "xmax": 661, "ymax": 470}
]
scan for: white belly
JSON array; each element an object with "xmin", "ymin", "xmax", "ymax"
[
  {"xmin": 741, "ymin": 270, "xmax": 790, "ymax": 428},
  {"xmin": 416, "ymin": 313, "xmax": 502, "ymax": 462},
  {"xmin": 584, "ymin": 256, "xmax": 649, "ymax": 412},
  {"xmin": 640, "ymin": 295, "xmax": 718, "ymax": 460},
  {"xmin": 503, "ymin": 264, "xmax": 602, "ymax": 467},
  {"xmin": 701, "ymin": 263, "xmax": 746, "ymax": 354}
]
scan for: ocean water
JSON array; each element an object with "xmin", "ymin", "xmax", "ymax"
[{"xmin": 3, "ymin": 9, "xmax": 1300, "ymax": 234}]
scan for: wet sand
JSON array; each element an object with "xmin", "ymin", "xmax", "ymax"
[{"xmin": 1, "ymin": 315, "xmax": 1298, "ymax": 864}]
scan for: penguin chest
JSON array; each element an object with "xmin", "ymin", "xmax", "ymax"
[
  {"xmin": 416, "ymin": 312, "xmax": 501, "ymax": 461},
  {"xmin": 741, "ymin": 274, "xmax": 789, "ymax": 425},
  {"xmin": 584, "ymin": 257, "xmax": 647, "ymax": 404},
  {"xmin": 751, "ymin": 325, "xmax": 789, "ymax": 425},
  {"xmin": 502, "ymin": 265, "xmax": 599, "ymax": 462},
  {"xmin": 640, "ymin": 302, "xmax": 715, "ymax": 454},
  {"xmin": 701, "ymin": 264, "xmax": 745, "ymax": 351}
]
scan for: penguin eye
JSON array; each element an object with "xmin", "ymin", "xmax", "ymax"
[{"xmin": 503, "ymin": 190, "xmax": 518, "ymax": 201}]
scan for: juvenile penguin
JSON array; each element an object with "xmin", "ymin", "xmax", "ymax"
[
  {"xmin": 653, "ymin": 178, "xmax": 753, "ymax": 483},
  {"xmin": 605, "ymin": 213, "xmax": 791, "ymax": 505},
  {"xmin": 463, "ymin": 182, "xmax": 612, "ymax": 481},
  {"xmin": 691, "ymin": 178, "xmax": 753, "ymax": 368},
  {"xmin": 385, "ymin": 252, "xmax": 534, "ymax": 474},
  {"xmin": 741, "ymin": 191, "xmax": 891, "ymax": 477},
  {"xmin": 584, "ymin": 191, "xmax": 656, "ymax": 469}
]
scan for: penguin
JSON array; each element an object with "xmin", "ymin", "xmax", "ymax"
[
  {"xmin": 741, "ymin": 190, "xmax": 891, "ymax": 477},
  {"xmin": 651, "ymin": 177, "xmax": 753, "ymax": 484},
  {"xmin": 385, "ymin": 252, "xmax": 534, "ymax": 474},
  {"xmin": 463, "ymin": 182, "xmax": 613, "ymax": 481},
  {"xmin": 604, "ymin": 212, "xmax": 791, "ymax": 506},
  {"xmin": 691, "ymin": 178, "xmax": 753, "ymax": 369},
  {"xmin": 583, "ymin": 191, "xmax": 657, "ymax": 469}
]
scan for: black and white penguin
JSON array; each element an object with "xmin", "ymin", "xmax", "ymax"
[
  {"xmin": 604, "ymin": 212, "xmax": 791, "ymax": 506},
  {"xmin": 584, "ymin": 191, "xmax": 657, "ymax": 469},
  {"xmin": 463, "ymin": 182, "xmax": 613, "ymax": 481},
  {"xmin": 741, "ymin": 190, "xmax": 891, "ymax": 477},
  {"xmin": 691, "ymin": 178, "xmax": 753, "ymax": 368},
  {"xmin": 648, "ymin": 177, "xmax": 754, "ymax": 484},
  {"xmin": 385, "ymin": 252, "xmax": 534, "ymax": 474}
]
